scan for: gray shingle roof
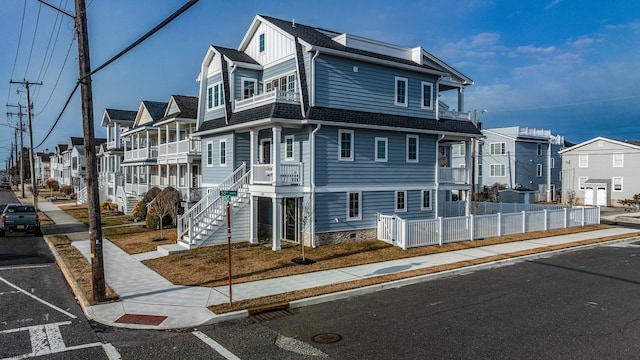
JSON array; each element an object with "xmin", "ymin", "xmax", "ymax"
[
  {"xmin": 163, "ymin": 95, "xmax": 198, "ymax": 120},
  {"xmin": 105, "ymin": 109, "xmax": 137, "ymax": 122},
  {"xmin": 142, "ymin": 101, "xmax": 169, "ymax": 122},
  {"xmin": 214, "ymin": 46, "xmax": 260, "ymax": 65},
  {"xmin": 610, "ymin": 138, "xmax": 640, "ymax": 147},
  {"xmin": 197, "ymin": 103, "xmax": 303, "ymax": 133}
]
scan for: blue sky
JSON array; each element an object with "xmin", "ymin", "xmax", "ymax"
[{"xmin": 1, "ymin": 0, "xmax": 639, "ymax": 163}]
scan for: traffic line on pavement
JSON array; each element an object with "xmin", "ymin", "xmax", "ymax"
[
  {"xmin": 192, "ymin": 331, "xmax": 241, "ymax": 360},
  {"xmin": 0, "ymin": 264, "xmax": 50, "ymax": 271},
  {"xmin": 0, "ymin": 275, "xmax": 76, "ymax": 319}
]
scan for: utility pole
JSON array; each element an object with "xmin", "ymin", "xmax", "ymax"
[
  {"xmin": 10, "ymin": 80, "xmax": 43, "ymax": 208},
  {"xmin": 7, "ymin": 105, "xmax": 26, "ymax": 198},
  {"xmin": 75, "ymin": 0, "xmax": 105, "ymax": 302}
]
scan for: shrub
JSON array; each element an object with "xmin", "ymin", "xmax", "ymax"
[
  {"xmin": 154, "ymin": 186, "xmax": 181, "ymax": 227},
  {"xmin": 46, "ymin": 178, "xmax": 60, "ymax": 191},
  {"xmin": 132, "ymin": 200, "xmax": 147, "ymax": 220},
  {"xmin": 60, "ymin": 185, "xmax": 73, "ymax": 196},
  {"xmin": 143, "ymin": 187, "xmax": 162, "ymax": 203},
  {"xmin": 100, "ymin": 201, "xmax": 119, "ymax": 212},
  {"xmin": 145, "ymin": 203, "xmax": 171, "ymax": 230}
]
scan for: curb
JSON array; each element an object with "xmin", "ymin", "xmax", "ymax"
[{"xmin": 42, "ymin": 234, "xmax": 94, "ymax": 321}]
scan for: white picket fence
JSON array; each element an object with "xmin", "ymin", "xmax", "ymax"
[{"xmin": 377, "ymin": 206, "xmax": 600, "ymax": 250}]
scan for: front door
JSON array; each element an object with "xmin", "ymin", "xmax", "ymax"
[
  {"xmin": 284, "ymin": 198, "xmax": 298, "ymax": 242},
  {"xmin": 261, "ymin": 140, "xmax": 272, "ymax": 164},
  {"xmin": 191, "ymin": 164, "xmax": 199, "ymax": 188},
  {"xmin": 596, "ymin": 187, "xmax": 607, "ymax": 206}
]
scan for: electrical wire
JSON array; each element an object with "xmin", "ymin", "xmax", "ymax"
[
  {"xmin": 7, "ymin": 0, "xmax": 28, "ymax": 106},
  {"xmin": 23, "ymin": 2, "xmax": 43, "ymax": 79},
  {"xmin": 35, "ymin": 33, "xmax": 76, "ymax": 116},
  {"xmin": 34, "ymin": 81, "xmax": 79, "ymax": 149},
  {"xmin": 34, "ymin": 0, "xmax": 68, "ymax": 102}
]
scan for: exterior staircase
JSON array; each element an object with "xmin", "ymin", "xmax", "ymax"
[
  {"xmin": 116, "ymin": 186, "xmax": 138, "ymax": 215},
  {"xmin": 177, "ymin": 163, "xmax": 251, "ymax": 249}
]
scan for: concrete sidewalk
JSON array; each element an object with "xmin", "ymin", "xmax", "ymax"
[{"xmin": 26, "ymin": 194, "xmax": 640, "ymax": 329}]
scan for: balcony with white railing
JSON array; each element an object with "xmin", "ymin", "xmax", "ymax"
[
  {"xmin": 124, "ymin": 146, "xmax": 158, "ymax": 161},
  {"xmin": 106, "ymin": 140, "xmax": 118, "ymax": 149},
  {"xmin": 157, "ymin": 139, "xmax": 201, "ymax": 157},
  {"xmin": 438, "ymin": 167, "xmax": 469, "ymax": 184},
  {"xmin": 439, "ymin": 109, "xmax": 471, "ymax": 121},
  {"xmin": 252, "ymin": 163, "xmax": 302, "ymax": 185},
  {"xmin": 234, "ymin": 90, "xmax": 300, "ymax": 112}
]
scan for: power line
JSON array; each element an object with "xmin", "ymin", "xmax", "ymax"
[
  {"xmin": 35, "ymin": 33, "xmax": 76, "ymax": 116},
  {"xmin": 23, "ymin": 2, "xmax": 43, "ymax": 79},
  {"xmin": 34, "ymin": 81, "xmax": 79, "ymax": 149},
  {"xmin": 7, "ymin": 0, "xmax": 28, "ymax": 105},
  {"xmin": 34, "ymin": 0, "xmax": 70, "ymax": 102}
]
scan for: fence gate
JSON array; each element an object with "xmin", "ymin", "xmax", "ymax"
[{"xmin": 377, "ymin": 214, "xmax": 397, "ymax": 245}]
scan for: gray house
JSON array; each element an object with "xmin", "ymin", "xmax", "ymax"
[
  {"xmin": 559, "ymin": 136, "xmax": 640, "ymax": 206},
  {"xmin": 453, "ymin": 126, "xmax": 565, "ymax": 202},
  {"xmin": 184, "ymin": 14, "xmax": 482, "ymax": 250}
]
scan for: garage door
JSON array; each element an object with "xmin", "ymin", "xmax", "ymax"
[
  {"xmin": 597, "ymin": 187, "xmax": 607, "ymax": 206},
  {"xmin": 584, "ymin": 187, "xmax": 594, "ymax": 205}
]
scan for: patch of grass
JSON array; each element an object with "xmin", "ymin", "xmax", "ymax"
[
  {"xmin": 61, "ymin": 204, "xmax": 134, "ymax": 226},
  {"xmin": 47, "ymin": 234, "xmax": 118, "ymax": 305},
  {"xmin": 107, "ymin": 228, "xmax": 177, "ymax": 254},
  {"xmin": 143, "ymin": 224, "xmax": 620, "ymax": 290}
]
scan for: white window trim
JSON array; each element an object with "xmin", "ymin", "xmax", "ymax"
[
  {"xmin": 260, "ymin": 138, "xmax": 272, "ymax": 164},
  {"xmin": 421, "ymin": 190, "xmax": 432, "ymax": 210},
  {"xmin": 346, "ymin": 192, "xmax": 362, "ymax": 221},
  {"xmin": 578, "ymin": 154, "xmax": 588, "ymax": 168},
  {"xmin": 375, "ymin": 137, "xmax": 388, "ymax": 162},
  {"xmin": 406, "ymin": 135, "xmax": 419, "ymax": 163},
  {"xmin": 206, "ymin": 141, "xmax": 213, "ymax": 167},
  {"xmin": 241, "ymin": 77, "xmax": 257, "ymax": 99},
  {"xmin": 537, "ymin": 144, "xmax": 542, "ymax": 156},
  {"xmin": 206, "ymin": 85, "xmax": 213, "ymax": 110},
  {"xmin": 421, "ymin": 81, "xmax": 433, "ymax": 110},
  {"xmin": 206, "ymin": 82, "xmax": 224, "ymax": 110},
  {"xmin": 613, "ymin": 152, "xmax": 624, "ymax": 167},
  {"xmin": 264, "ymin": 71, "xmax": 297, "ymax": 92},
  {"xmin": 395, "ymin": 76, "xmax": 408, "ymax": 107},
  {"xmin": 284, "ymin": 135, "xmax": 295, "ymax": 161},
  {"xmin": 536, "ymin": 164, "xmax": 543, "ymax": 177},
  {"xmin": 395, "ymin": 190, "xmax": 407, "ymax": 212},
  {"xmin": 613, "ymin": 177, "xmax": 623, "ymax": 192},
  {"xmin": 490, "ymin": 142, "xmax": 506, "ymax": 155},
  {"xmin": 490, "ymin": 164, "xmax": 506, "ymax": 177},
  {"xmin": 258, "ymin": 33, "xmax": 265, "ymax": 53},
  {"xmin": 338, "ymin": 129, "xmax": 354, "ymax": 161},
  {"xmin": 219, "ymin": 139, "xmax": 227, "ymax": 167},
  {"xmin": 578, "ymin": 176, "xmax": 588, "ymax": 190}
]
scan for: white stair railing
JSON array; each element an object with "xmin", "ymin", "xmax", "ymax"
[
  {"xmin": 76, "ymin": 186, "xmax": 88, "ymax": 204},
  {"xmin": 185, "ymin": 170, "xmax": 251, "ymax": 247},
  {"xmin": 177, "ymin": 163, "xmax": 246, "ymax": 241}
]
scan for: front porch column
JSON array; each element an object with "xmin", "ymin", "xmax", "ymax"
[
  {"xmin": 146, "ymin": 131, "xmax": 150, "ymax": 157},
  {"xmin": 186, "ymin": 161, "xmax": 192, "ymax": 203},
  {"xmin": 250, "ymin": 129, "xmax": 257, "ymax": 184},
  {"xmin": 457, "ymin": 87, "xmax": 464, "ymax": 112},
  {"xmin": 272, "ymin": 126, "xmax": 281, "ymax": 185},
  {"xmin": 250, "ymin": 195, "xmax": 258, "ymax": 244},
  {"xmin": 272, "ymin": 196, "xmax": 281, "ymax": 250}
]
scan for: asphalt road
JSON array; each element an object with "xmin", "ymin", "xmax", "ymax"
[
  {"xmin": 0, "ymin": 190, "xmax": 115, "ymax": 359},
  {"xmin": 199, "ymin": 240, "xmax": 640, "ymax": 359}
]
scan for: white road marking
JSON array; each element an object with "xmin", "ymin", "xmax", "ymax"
[
  {"xmin": 0, "ymin": 321, "xmax": 122, "ymax": 360},
  {"xmin": 0, "ymin": 290, "xmax": 21, "ymax": 295},
  {"xmin": 0, "ymin": 275, "xmax": 76, "ymax": 319},
  {"xmin": 0, "ymin": 265, "xmax": 50, "ymax": 271},
  {"xmin": 192, "ymin": 331, "xmax": 242, "ymax": 360}
]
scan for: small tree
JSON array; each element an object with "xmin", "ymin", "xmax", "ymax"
[
  {"xmin": 566, "ymin": 190, "xmax": 577, "ymax": 206},
  {"xmin": 288, "ymin": 197, "xmax": 314, "ymax": 264},
  {"xmin": 153, "ymin": 186, "xmax": 181, "ymax": 240}
]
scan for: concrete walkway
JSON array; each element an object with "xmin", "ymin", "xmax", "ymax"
[{"xmin": 26, "ymin": 194, "xmax": 640, "ymax": 329}]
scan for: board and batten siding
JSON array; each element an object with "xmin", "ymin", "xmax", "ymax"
[
  {"xmin": 314, "ymin": 126, "xmax": 437, "ymax": 187},
  {"xmin": 200, "ymin": 132, "xmax": 235, "ymax": 186},
  {"xmin": 244, "ymin": 21, "xmax": 296, "ymax": 66},
  {"xmin": 314, "ymin": 54, "xmax": 438, "ymax": 119}
]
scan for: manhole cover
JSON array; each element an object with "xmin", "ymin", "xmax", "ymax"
[{"xmin": 311, "ymin": 333, "xmax": 342, "ymax": 344}]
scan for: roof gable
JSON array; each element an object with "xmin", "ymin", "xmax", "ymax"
[
  {"xmin": 101, "ymin": 108, "xmax": 137, "ymax": 127},
  {"xmin": 133, "ymin": 101, "xmax": 168, "ymax": 127},
  {"xmin": 238, "ymin": 15, "xmax": 296, "ymax": 65},
  {"xmin": 559, "ymin": 136, "xmax": 640, "ymax": 154}
]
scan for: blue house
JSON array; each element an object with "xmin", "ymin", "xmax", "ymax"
[{"xmin": 179, "ymin": 14, "xmax": 482, "ymax": 250}]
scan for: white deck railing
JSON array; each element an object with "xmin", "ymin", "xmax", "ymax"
[
  {"xmin": 124, "ymin": 146, "xmax": 158, "ymax": 161},
  {"xmin": 234, "ymin": 90, "xmax": 300, "ymax": 111},
  {"xmin": 378, "ymin": 206, "xmax": 600, "ymax": 250},
  {"xmin": 439, "ymin": 109, "xmax": 471, "ymax": 121},
  {"xmin": 157, "ymin": 139, "xmax": 201, "ymax": 157},
  {"xmin": 252, "ymin": 163, "xmax": 302, "ymax": 185},
  {"xmin": 438, "ymin": 167, "xmax": 468, "ymax": 184}
]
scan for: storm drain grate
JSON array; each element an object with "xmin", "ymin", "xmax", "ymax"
[
  {"xmin": 311, "ymin": 333, "xmax": 342, "ymax": 344},
  {"xmin": 251, "ymin": 309, "xmax": 297, "ymax": 323}
]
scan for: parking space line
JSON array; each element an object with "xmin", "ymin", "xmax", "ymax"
[
  {"xmin": 0, "ymin": 275, "xmax": 76, "ymax": 319},
  {"xmin": 0, "ymin": 264, "xmax": 50, "ymax": 271},
  {"xmin": 192, "ymin": 331, "xmax": 241, "ymax": 360}
]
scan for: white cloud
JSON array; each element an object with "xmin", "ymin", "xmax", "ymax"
[
  {"xmin": 514, "ymin": 45, "xmax": 556, "ymax": 55},
  {"xmin": 545, "ymin": 0, "xmax": 562, "ymax": 10},
  {"xmin": 568, "ymin": 37, "xmax": 595, "ymax": 49}
]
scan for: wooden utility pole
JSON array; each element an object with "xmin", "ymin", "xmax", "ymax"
[
  {"xmin": 75, "ymin": 0, "xmax": 105, "ymax": 302},
  {"xmin": 10, "ymin": 80, "xmax": 42, "ymax": 208},
  {"xmin": 7, "ymin": 105, "xmax": 26, "ymax": 198}
]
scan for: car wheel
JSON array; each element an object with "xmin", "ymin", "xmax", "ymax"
[{"xmin": 0, "ymin": 230, "xmax": 5, "ymax": 237}]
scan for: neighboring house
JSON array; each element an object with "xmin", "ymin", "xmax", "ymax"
[
  {"xmin": 182, "ymin": 14, "xmax": 481, "ymax": 251},
  {"xmin": 98, "ymin": 108, "xmax": 136, "ymax": 203},
  {"xmin": 34, "ymin": 150, "xmax": 51, "ymax": 185},
  {"xmin": 119, "ymin": 100, "xmax": 168, "ymax": 213},
  {"xmin": 68, "ymin": 136, "xmax": 107, "ymax": 194},
  {"xmin": 560, "ymin": 136, "xmax": 640, "ymax": 206},
  {"xmin": 455, "ymin": 126, "xmax": 565, "ymax": 202},
  {"xmin": 154, "ymin": 95, "xmax": 201, "ymax": 204},
  {"xmin": 50, "ymin": 144, "xmax": 67, "ymax": 186}
]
